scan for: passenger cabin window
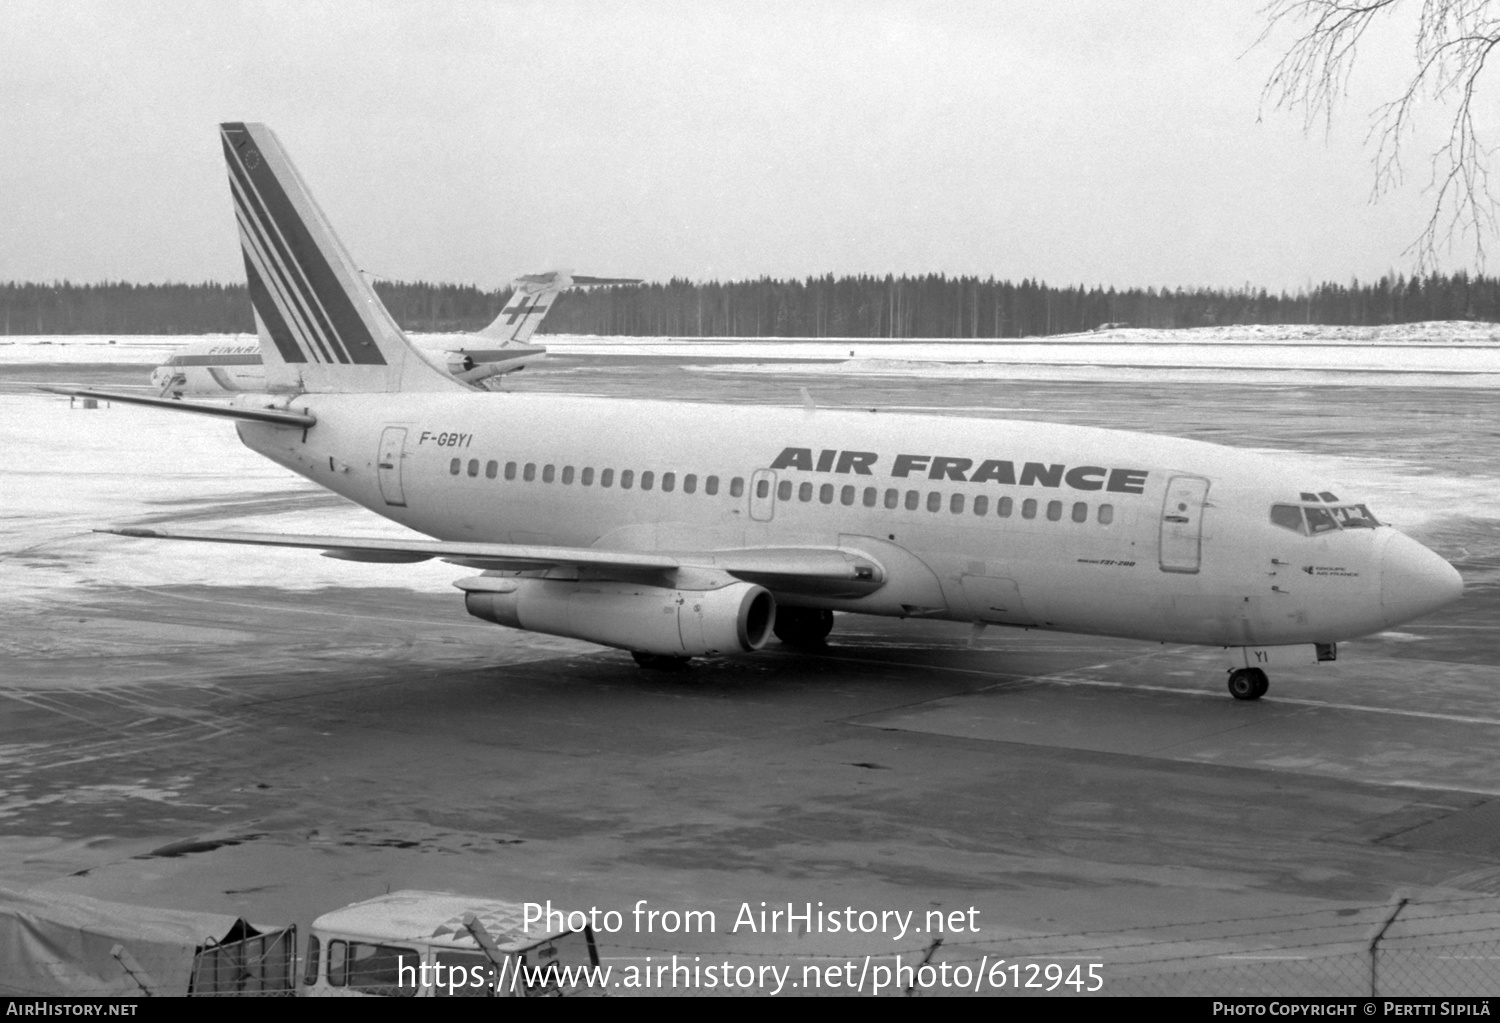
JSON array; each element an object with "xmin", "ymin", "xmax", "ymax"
[
  {"xmin": 662, "ymin": 472, "xmax": 675, "ymax": 492},
  {"xmin": 621, "ymin": 470, "xmax": 634, "ymax": 489},
  {"xmin": 542, "ymin": 464, "xmax": 555, "ymax": 483},
  {"xmin": 1072, "ymin": 502, "xmax": 1087, "ymax": 523},
  {"xmin": 973, "ymin": 495, "xmax": 989, "ymax": 516},
  {"xmin": 641, "ymin": 470, "xmax": 653, "ymax": 490},
  {"xmin": 800, "ymin": 482, "xmax": 813, "ymax": 502},
  {"xmin": 523, "ymin": 463, "xmax": 536, "ymax": 482},
  {"xmin": 485, "ymin": 460, "xmax": 497, "ymax": 479},
  {"xmin": 505, "ymin": 461, "xmax": 517, "ymax": 480},
  {"xmin": 905, "ymin": 490, "xmax": 920, "ymax": 511},
  {"xmin": 1022, "ymin": 499, "xmax": 1037, "ymax": 520},
  {"xmin": 581, "ymin": 467, "xmax": 594, "ymax": 486},
  {"xmin": 706, "ymin": 476, "xmax": 720, "ymax": 495},
  {"xmin": 926, "ymin": 492, "xmax": 941, "ymax": 512},
  {"xmin": 884, "ymin": 489, "xmax": 899, "ymax": 509},
  {"xmin": 449, "ymin": 459, "xmax": 460, "ymax": 475},
  {"xmin": 842, "ymin": 485, "xmax": 856, "ymax": 506},
  {"xmin": 820, "ymin": 484, "xmax": 834, "ymax": 504},
  {"xmin": 467, "ymin": 459, "xmax": 479, "ymax": 477},
  {"xmin": 684, "ymin": 474, "xmax": 697, "ymax": 494},
  {"xmin": 778, "ymin": 480, "xmax": 792, "ymax": 501},
  {"xmin": 601, "ymin": 469, "xmax": 614, "ymax": 487},
  {"xmin": 562, "ymin": 466, "xmax": 574, "ymax": 484},
  {"xmin": 950, "ymin": 493, "xmax": 964, "ymax": 514},
  {"xmin": 1046, "ymin": 500, "xmax": 1062, "ymax": 521},
  {"xmin": 863, "ymin": 487, "xmax": 877, "ymax": 508},
  {"xmin": 1098, "ymin": 504, "xmax": 1114, "ymax": 525},
  {"xmin": 730, "ymin": 477, "xmax": 744, "ymax": 497},
  {"xmin": 998, "ymin": 496, "xmax": 1013, "ymax": 518}
]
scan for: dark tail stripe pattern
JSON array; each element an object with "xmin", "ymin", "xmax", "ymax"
[{"xmin": 220, "ymin": 123, "xmax": 387, "ymax": 367}]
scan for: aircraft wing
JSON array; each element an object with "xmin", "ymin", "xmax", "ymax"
[
  {"xmin": 40, "ymin": 387, "xmax": 316, "ymax": 428},
  {"xmin": 99, "ymin": 528, "xmax": 884, "ymax": 597}
]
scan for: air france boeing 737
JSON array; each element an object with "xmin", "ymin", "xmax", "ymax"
[{"xmin": 48, "ymin": 123, "xmax": 1464, "ymax": 701}]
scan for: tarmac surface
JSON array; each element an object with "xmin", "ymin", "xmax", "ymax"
[{"xmin": 2, "ymin": 348, "xmax": 1498, "ymax": 991}]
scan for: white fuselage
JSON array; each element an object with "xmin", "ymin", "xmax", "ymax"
[{"xmin": 235, "ymin": 391, "xmax": 1459, "ymax": 648}]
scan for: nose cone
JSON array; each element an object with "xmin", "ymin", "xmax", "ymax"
[{"xmin": 1380, "ymin": 531, "xmax": 1464, "ymax": 627}]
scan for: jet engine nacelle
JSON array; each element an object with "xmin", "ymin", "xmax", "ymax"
[{"xmin": 464, "ymin": 579, "xmax": 776, "ymax": 657}]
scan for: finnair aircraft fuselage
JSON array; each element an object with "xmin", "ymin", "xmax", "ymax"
[{"xmin": 237, "ymin": 390, "xmax": 1456, "ymax": 650}]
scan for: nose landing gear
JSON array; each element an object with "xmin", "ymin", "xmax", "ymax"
[{"xmin": 1227, "ymin": 668, "xmax": 1269, "ymax": 701}]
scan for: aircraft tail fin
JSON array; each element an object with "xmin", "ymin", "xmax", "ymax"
[
  {"xmin": 477, "ymin": 270, "xmax": 641, "ymax": 343},
  {"xmin": 219, "ymin": 122, "xmax": 463, "ymax": 394}
]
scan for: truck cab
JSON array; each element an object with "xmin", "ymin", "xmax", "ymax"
[{"xmin": 301, "ymin": 890, "xmax": 598, "ymax": 997}]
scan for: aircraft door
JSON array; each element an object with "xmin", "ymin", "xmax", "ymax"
[
  {"xmin": 749, "ymin": 469, "xmax": 777, "ymax": 522},
  {"xmin": 1159, "ymin": 475, "xmax": 1210, "ymax": 573},
  {"xmin": 377, "ymin": 426, "xmax": 408, "ymax": 507}
]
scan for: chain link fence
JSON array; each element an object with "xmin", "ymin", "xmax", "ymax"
[
  {"xmin": 603, "ymin": 893, "xmax": 1500, "ymax": 996},
  {"xmin": 912, "ymin": 893, "xmax": 1500, "ymax": 996}
]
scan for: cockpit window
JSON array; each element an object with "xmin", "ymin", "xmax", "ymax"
[
  {"xmin": 1271, "ymin": 502, "xmax": 1382, "ymax": 536},
  {"xmin": 1271, "ymin": 504, "xmax": 1306, "ymax": 534},
  {"xmin": 1304, "ymin": 507, "xmax": 1340, "ymax": 534},
  {"xmin": 1333, "ymin": 504, "xmax": 1380, "ymax": 528}
]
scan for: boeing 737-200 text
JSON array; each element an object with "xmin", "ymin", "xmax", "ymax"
[{"xmin": 46, "ymin": 123, "xmax": 1463, "ymax": 700}]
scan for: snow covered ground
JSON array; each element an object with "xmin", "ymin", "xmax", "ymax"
[
  {"xmin": 7, "ymin": 322, "xmax": 1500, "ymax": 386},
  {"xmin": 1, "ymin": 394, "xmax": 464, "ymax": 600}
]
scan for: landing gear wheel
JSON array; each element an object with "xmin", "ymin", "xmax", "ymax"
[
  {"xmin": 773, "ymin": 608, "xmax": 835, "ymax": 647},
  {"xmin": 632, "ymin": 652, "xmax": 691, "ymax": 671},
  {"xmin": 1227, "ymin": 668, "xmax": 1269, "ymax": 701}
]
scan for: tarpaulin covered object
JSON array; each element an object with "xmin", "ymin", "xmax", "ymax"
[{"xmin": 0, "ymin": 886, "xmax": 285, "ymax": 996}]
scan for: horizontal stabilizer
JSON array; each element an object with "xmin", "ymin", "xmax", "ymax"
[
  {"xmin": 40, "ymin": 387, "xmax": 316, "ymax": 427},
  {"xmin": 564, "ymin": 275, "xmax": 643, "ymax": 286},
  {"xmin": 98, "ymin": 529, "xmax": 885, "ymax": 596}
]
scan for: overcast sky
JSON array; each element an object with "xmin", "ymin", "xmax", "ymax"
[{"xmin": 0, "ymin": 1, "xmax": 1483, "ymax": 291}]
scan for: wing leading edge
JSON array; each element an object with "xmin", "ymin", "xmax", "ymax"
[
  {"xmin": 40, "ymin": 387, "xmax": 316, "ymax": 428},
  {"xmin": 100, "ymin": 528, "xmax": 885, "ymax": 598}
]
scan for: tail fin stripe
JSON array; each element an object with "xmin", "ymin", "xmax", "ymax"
[
  {"xmin": 220, "ymin": 124, "xmax": 384, "ymax": 366},
  {"xmin": 222, "ymin": 132, "xmax": 352, "ymax": 364},
  {"xmin": 241, "ymin": 253, "xmax": 308, "ymax": 364},
  {"xmin": 218, "ymin": 121, "xmax": 467, "ymax": 393},
  {"xmin": 232, "ymin": 194, "xmax": 332, "ymax": 364},
  {"xmin": 224, "ymin": 142, "xmax": 345, "ymax": 364}
]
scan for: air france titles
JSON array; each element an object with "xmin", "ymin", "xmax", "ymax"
[{"xmin": 769, "ymin": 448, "xmax": 1149, "ymax": 494}]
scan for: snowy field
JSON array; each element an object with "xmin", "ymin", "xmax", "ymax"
[
  {"xmin": 1, "ymin": 395, "xmax": 465, "ymax": 600},
  {"xmin": 7, "ymin": 322, "xmax": 1500, "ymax": 386}
]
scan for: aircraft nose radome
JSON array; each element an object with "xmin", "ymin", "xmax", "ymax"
[{"xmin": 1380, "ymin": 532, "xmax": 1464, "ymax": 627}]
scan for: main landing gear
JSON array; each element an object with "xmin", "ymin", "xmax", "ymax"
[
  {"xmin": 1227, "ymin": 668, "xmax": 1269, "ymax": 701},
  {"xmin": 773, "ymin": 608, "xmax": 835, "ymax": 648}
]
